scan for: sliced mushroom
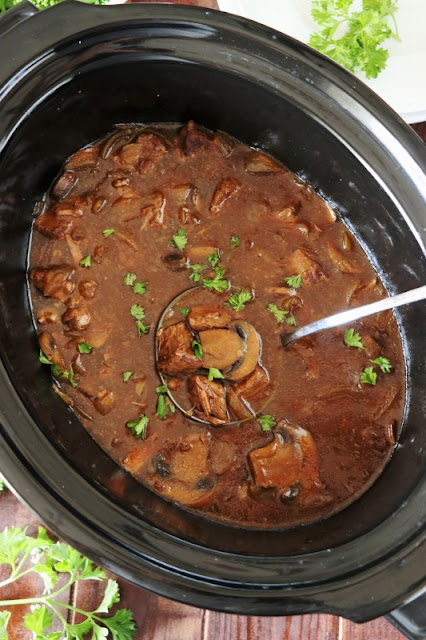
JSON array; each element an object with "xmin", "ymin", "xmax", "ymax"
[
  {"xmin": 248, "ymin": 422, "xmax": 320, "ymax": 497},
  {"xmin": 199, "ymin": 328, "xmax": 245, "ymax": 370},
  {"xmin": 37, "ymin": 309, "xmax": 61, "ymax": 325},
  {"xmin": 187, "ymin": 306, "xmax": 232, "ymax": 331},
  {"xmin": 39, "ymin": 332, "xmax": 64, "ymax": 368},
  {"xmin": 225, "ymin": 320, "xmax": 261, "ymax": 381},
  {"xmin": 62, "ymin": 306, "xmax": 91, "ymax": 331},
  {"xmin": 65, "ymin": 147, "xmax": 99, "ymax": 170},
  {"xmin": 52, "ymin": 171, "xmax": 78, "ymax": 200},
  {"xmin": 328, "ymin": 243, "xmax": 359, "ymax": 274},
  {"xmin": 226, "ymin": 386, "xmax": 254, "ymax": 421}
]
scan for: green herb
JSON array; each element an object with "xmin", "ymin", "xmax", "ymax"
[
  {"xmin": 230, "ymin": 235, "xmax": 241, "ymax": 249},
  {"xmin": 156, "ymin": 384, "xmax": 167, "ymax": 393},
  {"xmin": 102, "ymin": 228, "xmax": 115, "ymax": 238},
  {"xmin": 257, "ymin": 414, "xmax": 276, "ymax": 431},
  {"xmin": 286, "ymin": 315, "xmax": 297, "ymax": 326},
  {"xmin": 0, "ymin": 0, "xmax": 109, "ymax": 14},
  {"xmin": 226, "ymin": 289, "xmax": 253, "ymax": 311},
  {"xmin": 284, "ymin": 271, "xmax": 304, "ymax": 289},
  {"xmin": 126, "ymin": 414, "xmax": 149, "ymax": 438},
  {"xmin": 0, "ymin": 476, "xmax": 5, "ymax": 495},
  {"xmin": 360, "ymin": 366, "xmax": 377, "ymax": 385},
  {"xmin": 156, "ymin": 394, "xmax": 175, "ymax": 420},
  {"xmin": 78, "ymin": 342, "xmax": 93, "ymax": 354},
  {"xmin": 207, "ymin": 252, "xmax": 221, "ymax": 268},
  {"xmin": 309, "ymin": 0, "xmax": 400, "ymax": 79},
  {"xmin": 191, "ymin": 340, "xmax": 203, "ymax": 359},
  {"xmin": 267, "ymin": 303, "xmax": 289, "ymax": 324},
  {"xmin": 136, "ymin": 321, "xmax": 150, "ymax": 337},
  {"xmin": 123, "ymin": 371, "xmax": 133, "ymax": 382},
  {"xmin": 202, "ymin": 267, "xmax": 229, "ymax": 293},
  {"xmin": 0, "ymin": 526, "xmax": 137, "ymax": 640},
  {"xmin": 179, "ymin": 306, "xmax": 190, "ymax": 317},
  {"xmin": 133, "ymin": 281, "xmax": 148, "ymax": 296},
  {"xmin": 344, "ymin": 328, "xmax": 364, "ymax": 349},
  {"xmin": 207, "ymin": 367, "xmax": 225, "ymax": 382},
  {"xmin": 370, "ymin": 356, "xmax": 392, "ymax": 373},
  {"xmin": 40, "ymin": 351, "xmax": 77, "ymax": 388},
  {"xmin": 172, "ymin": 228, "xmax": 188, "ymax": 251},
  {"xmin": 188, "ymin": 263, "xmax": 207, "ymax": 283},
  {"xmin": 130, "ymin": 304, "xmax": 145, "ymax": 321},
  {"xmin": 79, "ymin": 255, "xmax": 91, "ymax": 268},
  {"xmin": 123, "ymin": 273, "xmax": 137, "ymax": 286}
]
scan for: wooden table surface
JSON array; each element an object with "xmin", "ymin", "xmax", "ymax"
[{"xmin": 1, "ymin": 0, "xmax": 425, "ymax": 637}]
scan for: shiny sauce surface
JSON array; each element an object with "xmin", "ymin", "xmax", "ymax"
[{"xmin": 29, "ymin": 122, "xmax": 405, "ymax": 528}]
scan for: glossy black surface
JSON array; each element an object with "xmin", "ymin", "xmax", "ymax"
[{"xmin": 0, "ymin": 0, "xmax": 425, "ymax": 623}]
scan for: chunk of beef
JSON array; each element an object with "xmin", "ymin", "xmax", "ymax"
[
  {"xmin": 286, "ymin": 249, "xmax": 327, "ymax": 286},
  {"xmin": 79, "ymin": 279, "xmax": 98, "ymax": 300},
  {"xmin": 234, "ymin": 366, "xmax": 270, "ymax": 400},
  {"xmin": 119, "ymin": 133, "xmax": 167, "ymax": 167},
  {"xmin": 34, "ymin": 212, "xmax": 74, "ymax": 239},
  {"xmin": 210, "ymin": 178, "xmax": 241, "ymax": 216},
  {"xmin": 188, "ymin": 375, "xmax": 228, "ymax": 424},
  {"xmin": 180, "ymin": 120, "xmax": 213, "ymax": 156},
  {"xmin": 93, "ymin": 389, "xmax": 116, "ymax": 415},
  {"xmin": 328, "ymin": 243, "xmax": 359, "ymax": 274},
  {"xmin": 37, "ymin": 309, "xmax": 60, "ymax": 325},
  {"xmin": 157, "ymin": 322, "xmax": 201, "ymax": 376},
  {"xmin": 62, "ymin": 306, "xmax": 91, "ymax": 331},
  {"xmin": 188, "ymin": 306, "xmax": 232, "ymax": 331},
  {"xmin": 31, "ymin": 265, "xmax": 75, "ymax": 302},
  {"xmin": 249, "ymin": 422, "xmax": 321, "ymax": 498}
]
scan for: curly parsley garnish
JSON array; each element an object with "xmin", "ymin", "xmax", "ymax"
[
  {"xmin": 370, "ymin": 356, "xmax": 392, "ymax": 373},
  {"xmin": 267, "ymin": 303, "xmax": 290, "ymax": 324},
  {"xmin": 309, "ymin": 0, "xmax": 400, "ymax": 79},
  {"xmin": 79, "ymin": 255, "xmax": 91, "ymax": 268},
  {"xmin": 123, "ymin": 371, "xmax": 133, "ymax": 382},
  {"xmin": 130, "ymin": 305, "xmax": 149, "ymax": 336},
  {"xmin": 179, "ymin": 306, "xmax": 190, "ymax": 317},
  {"xmin": 103, "ymin": 228, "xmax": 116, "ymax": 238},
  {"xmin": 230, "ymin": 235, "xmax": 241, "ymax": 249},
  {"xmin": 78, "ymin": 342, "xmax": 93, "ymax": 354},
  {"xmin": 123, "ymin": 273, "xmax": 137, "ymax": 286},
  {"xmin": 360, "ymin": 366, "xmax": 377, "ymax": 385},
  {"xmin": 126, "ymin": 414, "xmax": 149, "ymax": 438},
  {"xmin": 133, "ymin": 281, "xmax": 148, "ymax": 296},
  {"xmin": 0, "ymin": 526, "xmax": 137, "ymax": 640},
  {"xmin": 226, "ymin": 289, "xmax": 253, "ymax": 311},
  {"xmin": 172, "ymin": 228, "xmax": 188, "ymax": 251},
  {"xmin": 39, "ymin": 351, "xmax": 77, "ymax": 388},
  {"xmin": 284, "ymin": 271, "xmax": 304, "ymax": 289},
  {"xmin": 344, "ymin": 328, "xmax": 364, "ymax": 349},
  {"xmin": 257, "ymin": 414, "xmax": 276, "ymax": 432},
  {"xmin": 202, "ymin": 267, "xmax": 229, "ymax": 293},
  {"xmin": 156, "ymin": 385, "xmax": 176, "ymax": 420}
]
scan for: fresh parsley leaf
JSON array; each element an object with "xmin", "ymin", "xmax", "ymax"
[
  {"xmin": 191, "ymin": 340, "xmax": 203, "ymax": 359},
  {"xmin": 156, "ymin": 384, "xmax": 168, "ymax": 393},
  {"xmin": 99, "ymin": 608, "xmax": 137, "ymax": 640},
  {"xmin": 257, "ymin": 414, "xmax": 276, "ymax": 431},
  {"xmin": 102, "ymin": 228, "xmax": 115, "ymax": 238},
  {"xmin": 123, "ymin": 371, "xmax": 133, "ymax": 382},
  {"xmin": 360, "ymin": 366, "xmax": 377, "ymax": 385},
  {"xmin": 42, "ymin": 352, "xmax": 78, "ymax": 388},
  {"xmin": 267, "ymin": 303, "xmax": 289, "ymax": 324},
  {"xmin": 133, "ymin": 281, "xmax": 148, "ymax": 296},
  {"xmin": 136, "ymin": 321, "xmax": 150, "ymax": 337},
  {"xmin": 0, "ymin": 611, "xmax": 11, "ymax": 639},
  {"xmin": 207, "ymin": 251, "xmax": 221, "ymax": 268},
  {"xmin": 123, "ymin": 273, "xmax": 137, "ymax": 286},
  {"xmin": 172, "ymin": 228, "xmax": 187, "ymax": 251},
  {"xmin": 202, "ymin": 267, "xmax": 229, "ymax": 293},
  {"xmin": 226, "ymin": 289, "xmax": 252, "ymax": 311},
  {"xmin": 344, "ymin": 328, "xmax": 364, "ymax": 349},
  {"xmin": 309, "ymin": 0, "xmax": 400, "ymax": 79},
  {"xmin": 286, "ymin": 315, "xmax": 297, "ymax": 326},
  {"xmin": 39, "ymin": 350, "xmax": 51, "ymax": 365},
  {"xmin": 156, "ymin": 394, "xmax": 175, "ymax": 420},
  {"xmin": 95, "ymin": 579, "xmax": 120, "ymax": 613},
  {"xmin": 78, "ymin": 342, "xmax": 93, "ymax": 354},
  {"xmin": 126, "ymin": 414, "xmax": 149, "ymax": 438},
  {"xmin": 187, "ymin": 263, "xmax": 207, "ymax": 283},
  {"xmin": 230, "ymin": 235, "xmax": 241, "ymax": 249},
  {"xmin": 130, "ymin": 304, "xmax": 145, "ymax": 321},
  {"xmin": 24, "ymin": 605, "xmax": 53, "ymax": 636},
  {"xmin": 207, "ymin": 368, "xmax": 224, "ymax": 382},
  {"xmin": 284, "ymin": 271, "xmax": 304, "ymax": 289},
  {"xmin": 79, "ymin": 255, "xmax": 91, "ymax": 268},
  {"xmin": 179, "ymin": 306, "xmax": 190, "ymax": 317},
  {"xmin": 370, "ymin": 356, "xmax": 392, "ymax": 373}
]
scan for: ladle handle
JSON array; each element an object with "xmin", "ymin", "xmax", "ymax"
[{"xmin": 281, "ymin": 285, "xmax": 426, "ymax": 346}]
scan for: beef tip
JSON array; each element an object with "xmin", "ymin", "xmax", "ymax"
[
  {"xmin": 93, "ymin": 389, "xmax": 115, "ymax": 415},
  {"xmin": 188, "ymin": 305, "xmax": 232, "ymax": 331},
  {"xmin": 188, "ymin": 375, "xmax": 228, "ymax": 424},
  {"xmin": 79, "ymin": 279, "xmax": 98, "ymax": 300},
  {"xmin": 234, "ymin": 366, "xmax": 270, "ymax": 400},
  {"xmin": 65, "ymin": 146, "xmax": 99, "ymax": 170},
  {"xmin": 37, "ymin": 309, "xmax": 61, "ymax": 325},
  {"xmin": 157, "ymin": 322, "xmax": 201, "ymax": 376},
  {"xmin": 199, "ymin": 328, "xmax": 244, "ymax": 370},
  {"xmin": 286, "ymin": 249, "xmax": 327, "ymax": 286},
  {"xmin": 180, "ymin": 121, "xmax": 213, "ymax": 156},
  {"xmin": 30, "ymin": 265, "xmax": 75, "ymax": 302},
  {"xmin": 62, "ymin": 306, "xmax": 91, "ymax": 331},
  {"xmin": 244, "ymin": 151, "xmax": 283, "ymax": 174},
  {"xmin": 119, "ymin": 133, "xmax": 167, "ymax": 167},
  {"xmin": 249, "ymin": 422, "xmax": 321, "ymax": 498},
  {"xmin": 210, "ymin": 178, "xmax": 241, "ymax": 216},
  {"xmin": 34, "ymin": 212, "xmax": 74, "ymax": 239}
]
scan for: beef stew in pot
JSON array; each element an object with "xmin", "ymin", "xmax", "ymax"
[{"xmin": 29, "ymin": 122, "xmax": 405, "ymax": 528}]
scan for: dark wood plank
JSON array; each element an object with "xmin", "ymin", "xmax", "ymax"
[
  {"xmin": 341, "ymin": 616, "xmax": 407, "ymax": 640},
  {"xmin": 411, "ymin": 122, "xmax": 426, "ymax": 142}
]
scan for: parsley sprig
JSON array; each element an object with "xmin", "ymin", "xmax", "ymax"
[
  {"xmin": 226, "ymin": 289, "xmax": 252, "ymax": 311},
  {"xmin": 284, "ymin": 271, "xmax": 304, "ymax": 289},
  {"xmin": 370, "ymin": 355, "xmax": 392, "ymax": 373},
  {"xmin": 39, "ymin": 351, "xmax": 77, "ymax": 388},
  {"xmin": 186, "ymin": 253, "xmax": 230, "ymax": 292},
  {"xmin": 130, "ymin": 304, "xmax": 150, "ymax": 336},
  {"xmin": 171, "ymin": 228, "xmax": 188, "ymax": 252},
  {"xmin": 155, "ymin": 384, "xmax": 176, "ymax": 420},
  {"xmin": 267, "ymin": 303, "xmax": 296, "ymax": 326},
  {"xmin": 309, "ymin": 0, "xmax": 400, "ymax": 79},
  {"xmin": 344, "ymin": 328, "xmax": 364, "ymax": 349},
  {"xmin": 0, "ymin": 526, "xmax": 137, "ymax": 640},
  {"xmin": 257, "ymin": 414, "xmax": 276, "ymax": 432},
  {"xmin": 126, "ymin": 414, "xmax": 149, "ymax": 438},
  {"xmin": 360, "ymin": 366, "xmax": 377, "ymax": 385}
]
